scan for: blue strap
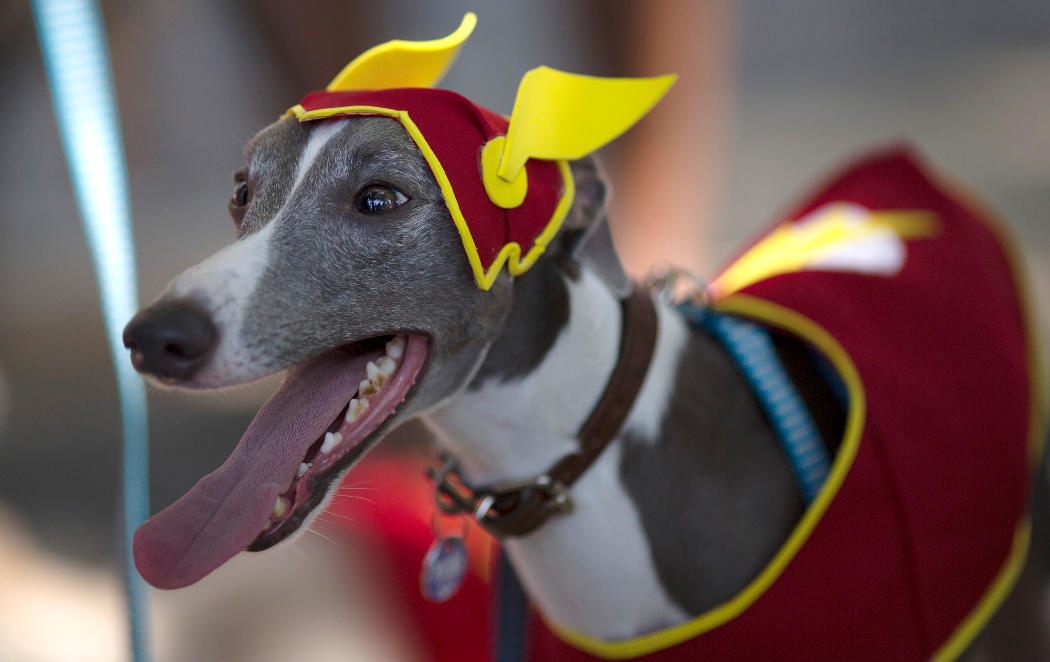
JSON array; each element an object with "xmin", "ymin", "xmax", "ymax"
[
  {"xmin": 493, "ymin": 551, "xmax": 529, "ymax": 662},
  {"xmin": 681, "ymin": 305, "xmax": 831, "ymax": 504},
  {"xmin": 31, "ymin": 2, "xmax": 151, "ymax": 660}
]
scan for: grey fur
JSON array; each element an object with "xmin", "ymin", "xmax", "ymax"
[
  {"xmin": 239, "ymin": 116, "xmax": 310, "ymax": 236},
  {"xmin": 468, "ymin": 255, "xmax": 571, "ymax": 387},
  {"xmin": 574, "ymin": 217, "xmax": 631, "ymax": 299},
  {"xmin": 236, "ymin": 116, "xmax": 513, "ymax": 416},
  {"xmin": 560, "ymin": 158, "xmax": 631, "ymax": 298},
  {"xmin": 619, "ymin": 330, "xmax": 804, "ymax": 614}
]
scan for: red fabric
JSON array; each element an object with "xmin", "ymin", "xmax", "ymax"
[
  {"xmin": 328, "ymin": 147, "xmax": 1035, "ymax": 661},
  {"xmin": 297, "ymin": 89, "xmax": 566, "ymax": 282}
]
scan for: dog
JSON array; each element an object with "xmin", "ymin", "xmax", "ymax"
[{"xmin": 122, "ymin": 14, "xmax": 1048, "ymax": 661}]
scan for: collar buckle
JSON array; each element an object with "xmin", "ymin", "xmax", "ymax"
[{"xmin": 428, "ymin": 458, "xmax": 575, "ymax": 537}]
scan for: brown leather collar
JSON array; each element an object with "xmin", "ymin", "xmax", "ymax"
[{"xmin": 428, "ymin": 284, "xmax": 659, "ymax": 538}]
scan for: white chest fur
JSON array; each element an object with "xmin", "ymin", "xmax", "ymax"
[{"xmin": 426, "ymin": 270, "xmax": 690, "ymax": 640}]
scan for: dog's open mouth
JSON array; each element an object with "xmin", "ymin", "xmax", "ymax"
[{"xmin": 133, "ymin": 334, "xmax": 429, "ymax": 589}]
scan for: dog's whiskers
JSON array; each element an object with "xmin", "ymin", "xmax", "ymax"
[
  {"xmin": 336, "ymin": 483, "xmax": 377, "ymax": 493},
  {"xmin": 319, "ymin": 509, "xmax": 357, "ymax": 523},
  {"xmin": 332, "ymin": 493, "xmax": 376, "ymax": 505},
  {"xmin": 306, "ymin": 524, "xmax": 338, "ymax": 548},
  {"xmin": 290, "ymin": 540, "xmax": 307, "ymax": 561}
]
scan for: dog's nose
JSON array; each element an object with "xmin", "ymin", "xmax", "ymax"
[{"xmin": 123, "ymin": 299, "xmax": 217, "ymax": 381}]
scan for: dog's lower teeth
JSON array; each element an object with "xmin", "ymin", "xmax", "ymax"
[
  {"xmin": 346, "ymin": 398, "xmax": 369, "ymax": 423},
  {"xmin": 321, "ymin": 431, "xmax": 342, "ymax": 454},
  {"xmin": 385, "ymin": 336, "xmax": 405, "ymax": 359},
  {"xmin": 366, "ymin": 360, "xmax": 386, "ymax": 385},
  {"xmin": 264, "ymin": 341, "xmax": 406, "ymax": 530},
  {"xmin": 271, "ymin": 496, "xmax": 287, "ymax": 519},
  {"xmin": 359, "ymin": 379, "xmax": 380, "ymax": 398},
  {"xmin": 376, "ymin": 356, "xmax": 397, "ymax": 376}
]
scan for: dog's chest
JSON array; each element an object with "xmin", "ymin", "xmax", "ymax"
[{"xmin": 425, "ymin": 270, "xmax": 693, "ymax": 637}]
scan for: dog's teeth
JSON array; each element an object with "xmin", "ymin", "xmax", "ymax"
[
  {"xmin": 321, "ymin": 431, "xmax": 342, "ymax": 454},
  {"xmin": 345, "ymin": 398, "xmax": 369, "ymax": 423},
  {"xmin": 366, "ymin": 359, "xmax": 393, "ymax": 387},
  {"xmin": 385, "ymin": 336, "xmax": 405, "ymax": 359},
  {"xmin": 376, "ymin": 356, "xmax": 397, "ymax": 377},
  {"xmin": 271, "ymin": 496, "xmax": 288, "ymax": 520},
  {"xmin": 366, "ymin": 360, "xmax": 385, "ymax": 386},
  {"xmin": 297, "ymin": 462, "xmax": 311, "ymax": 478},
  {"xmin": 359, "ymin": 378, "xmax": 380, "ymax": 398}
]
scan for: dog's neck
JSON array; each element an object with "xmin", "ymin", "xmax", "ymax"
[
  {"xmin": 430, "ymin": 262, "xmax": 621, "ymax": 485},
  {"xmin": 425, "ymin": 259, "xmax": 804, "ymax": 641}
]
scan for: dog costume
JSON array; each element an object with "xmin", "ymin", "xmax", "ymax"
[
  {"xmin": 303, "ymin": 15, "xmax": 1043, "ymax": 661},
  {"xmin": 331, "ymin": 145, "xmax": 1042, "ymax": 662}
]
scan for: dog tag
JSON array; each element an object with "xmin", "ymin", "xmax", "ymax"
[{"xmin": 421, "ymin": 536, "xmax": 468, "ymax": 602}]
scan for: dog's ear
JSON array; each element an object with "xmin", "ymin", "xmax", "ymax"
[{"xmin": 557, "ymin": 157, "xmax": 631, "ymax": 298}]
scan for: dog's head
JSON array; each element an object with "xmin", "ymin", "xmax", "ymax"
[{"xmin": 123, "ymin": 13, "xmax": 673, "ymax": 589}]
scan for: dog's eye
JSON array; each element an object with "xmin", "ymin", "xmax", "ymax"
[
  {"xmin": 228, "ymin": 178, "xmax": 252, "ymax": 228},
  {"xmin": 356, "ymin": 185, "xmax": 408, "ymax": 215},
  {"xmin": 232, "ymin": 181, "xmax": 251, "ymax": 208}
]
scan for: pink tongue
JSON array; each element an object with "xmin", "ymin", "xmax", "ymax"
[{"xmin": 133, "ymin": 348, "xmax": 373, "ymax": 589}]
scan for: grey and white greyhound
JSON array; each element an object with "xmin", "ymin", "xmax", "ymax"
[{"xmin": 122, "ymin": 112, "xmax": 1050, "ymax": 658}]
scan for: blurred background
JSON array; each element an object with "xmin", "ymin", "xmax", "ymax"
[{"xmin": 1, "ymin": 0, "xmax": 1048, "ymax": 660}]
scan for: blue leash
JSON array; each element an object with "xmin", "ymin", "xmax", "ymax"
[{"xmin": 30, "ymin": 2, "xmax": 151, "ymax": 660}]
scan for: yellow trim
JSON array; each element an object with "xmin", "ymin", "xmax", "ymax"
[
  {"xmin": 547, "ymin": 294, "xmax": 869, "ymax": 659},
  {"xmin": 290, "ymin": 104, "xmax": 575, "ymax": 290}
]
